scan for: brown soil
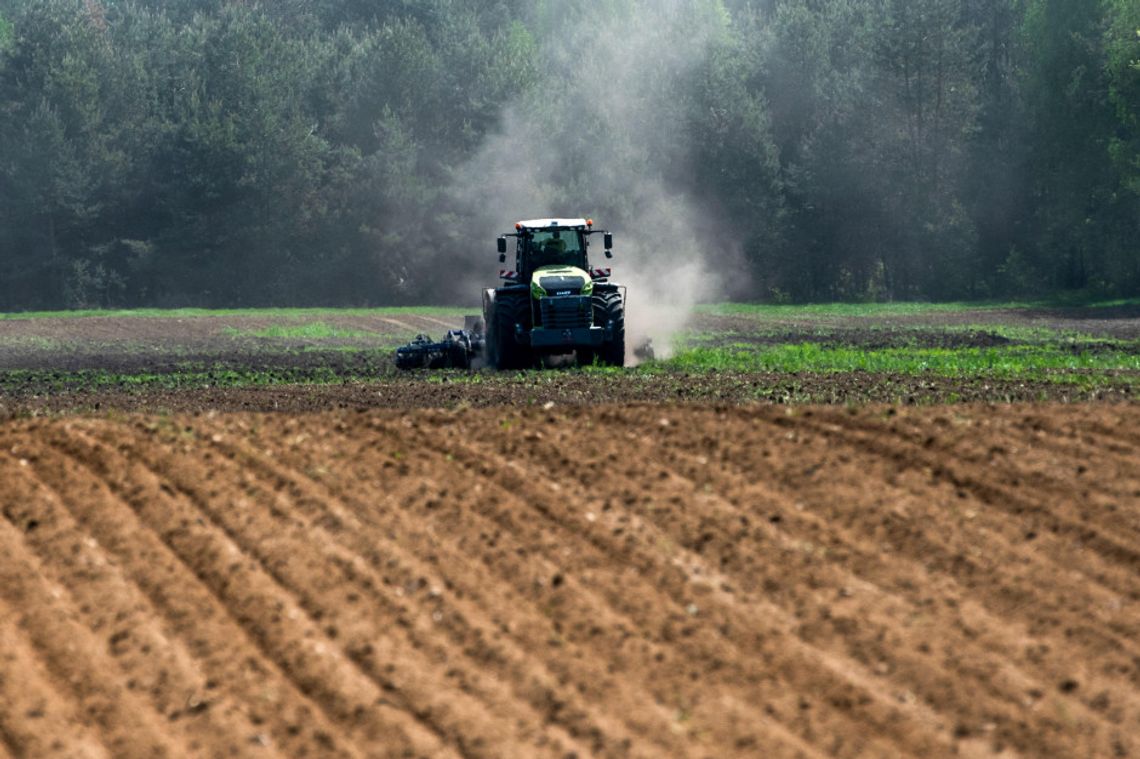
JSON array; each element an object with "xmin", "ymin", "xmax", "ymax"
[
  {"xmin": 2, "ymin": 403, "xmax": 1139, "ymax": 757},
  {"xmin": 0, "ymin": 370, "xmax": 1134, "ymax": 418}
]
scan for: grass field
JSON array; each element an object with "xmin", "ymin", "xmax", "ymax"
[
  {"xmin": 661, "ymin": 343, "xmax": 1140, "ymax": 379},
  {"xmin": 0, "ymin": 305, "xmax": 477, "ymax": 321},
  {"xmin": 1, "ymin": 300, "xmax": 1137, "ymax": 409}
]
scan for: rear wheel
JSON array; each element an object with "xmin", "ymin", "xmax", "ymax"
[
  {"xmin": 594, "ymin": 292, "xmax": 625, "ymax": 367},
  {"xmin": 491, "ymin": 294, "xmax": 531, "ymax": 370}
]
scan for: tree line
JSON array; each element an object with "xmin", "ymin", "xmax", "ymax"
[{"xmin": 0, "ymin": 0, "xmax": 1136, "ymax": 309}]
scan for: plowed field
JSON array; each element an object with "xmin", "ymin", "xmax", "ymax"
[{"xmin": 3, "ymin": 403, "xmax": 1139, "ymax": 758}]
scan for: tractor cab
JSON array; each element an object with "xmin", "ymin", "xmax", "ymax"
[
  {"xmin": 497, "ymin": 218, "xmax": 612, "ymax": 281},
  {"xmin": 525, "ymin": 228, "xmax": 585, "ymax": 272}
]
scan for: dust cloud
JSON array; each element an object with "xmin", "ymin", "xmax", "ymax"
[{"xmin": 448, "ymin": 0, "xmax": 744, "ymax": 361}]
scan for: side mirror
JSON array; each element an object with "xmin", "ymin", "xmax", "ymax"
[
  {"xmin": 497, "ymin": 237, "xmax": 507, "ymax": 254},
  {"xmin": 499, "ymin": 253, "xmax": 506, "ymax": 263},
  {"xmin": 604, "ymin": 249, "xmax": 613, "ymax": 259},
  {"xmin": 603, "ymin": 233, "xmax": 613, "ymax": 250}
]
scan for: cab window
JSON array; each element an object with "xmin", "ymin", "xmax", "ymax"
[{"xmin": 528, "ymin": 230, "xmax": 584, "ymax": 268}]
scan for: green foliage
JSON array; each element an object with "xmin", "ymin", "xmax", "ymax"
[
  {"xmin": 0, "ymin": 305, "xmax": 472, "ymax": 320},
  {"xmin": 688, "ymin": 15, "xmax": 785, "ymax": 271},
  {"xmin": 0, "ymin": 0, "xmax": 1136, "ymax": 309},
  {"xmin": 700, "ymin": 295, "xmax": 1140, "ymax": 317},
  {"xmin": 1105, "ymin": 1, "xmax": 1140, "ymax": 197},
  {"xmin": 225, "ymin": 321, "xmax": 377, "ymax": 340},
  {"xmin": 665, "ymin": 343, "xmax": 1140, "ymax": 378},
  {"xmin": 1018, "ymin": 0, "xmax": 1138, "ymax": 294}
]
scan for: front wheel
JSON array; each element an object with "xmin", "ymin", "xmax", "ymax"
[{"xmin": 593, "ymin": 292, "xmax": 625, "ymax": 367}]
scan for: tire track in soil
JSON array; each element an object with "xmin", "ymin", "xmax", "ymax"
[
  {"xmin": 378, "ymin": 317, "xmax": 431, "ymax": 335},
  {"xmin": 408, "ymin": 315, "xmax": 464, "ymax": 330},
  {"xmin": 90, "ymin": 420, "xmax": 592, "ymax": 759}
]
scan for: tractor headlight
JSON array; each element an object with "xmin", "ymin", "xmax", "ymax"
[
  {"xmin": 531, "ymin": 280, "xmax": 546, "ymax": 299},
  {"xmin": 581, "ymin": 279, "xmax": 594, "ymax": 296}
]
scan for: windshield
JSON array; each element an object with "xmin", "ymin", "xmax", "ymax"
[{"xmin": 525, "ymin": 229, "xmax": 585, "ymax": 269}]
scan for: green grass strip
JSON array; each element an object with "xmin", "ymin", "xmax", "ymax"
[
  {"xmin": 662, "ymin": 343, "xmax": 1140, "ymax": 377},
  {"xmin": 697, "ymin": 296, "xmax": 1140, "ymax": 318},
  {"xmin": 0, "ymin": 306, "xmax": 475, "ymax": 320},
  {"xmin": 224, "ymin": 321, "xmax": 378, "ymax": 339}
]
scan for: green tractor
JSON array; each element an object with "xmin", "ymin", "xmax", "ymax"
[{"xmin": 483, "ymin": 218, "xmax": 625, "ymax": 369}]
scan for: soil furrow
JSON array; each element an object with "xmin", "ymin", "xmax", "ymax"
[
  {"xmin": 828, "ymin": 408, "xmax": 1140, "ymax": 530},
  {"xmin": 4, "ymin": 403, "xmax": 1139, "ymax": 758},
  {"xmin": 0, "ymin": 514, "xmax": 178, "ymax": 758},
  {"xmin": 0, "ymin": 451, "xmax": 285, "ymax": 759},
  {"xmin": 245, "ymin": 410, "xmax": 862, "ymax": 756},
  {"xmin": 243, "ymin": 413, "xmax": 725, "ymax": 756},
  {"xmin": 21, "ymin": 428, "xmax": 367, "ymax": 759},
  {"xmin": 0, "ymin": 730, "xmax": 19, "ymax": 759},
  {"xmin": 39, "ymin": 424, "xmax": 416, "ymax": 759},
  {"xmin": 630, "ymin": 410, "xmax": 1136, "ymax": 754},
  {"xmin": 784, "ymin": 407, "xmax": 1140, "ymax": 619},
  {"xmin": 786, "ymin": 410, "xmax": 1140, "ymax": 602},
  {"xmin": 400, "ymin": 414, "xmax": 955, "ymax": 757},
  {"xmin": 487, "ymin": 409, "xmax": 1119, "ymax": 757},
  {"xmin": 421, "ymin": 410, "xmax": 1140, "ymax": 752},
  {"xmin": 99, "ymin": 421, "xmax": 586, "ymax": 759},
  {"xmin": 0, "ymin": 595, "xmax": 111, "ymax": 759},
  {"xmin": 188, "ymin": 420, "xmax": 643, "ymax": 758},
  {"xmin": 649, "ymin": 408, "xmax": 1140, "ymax": 656}
]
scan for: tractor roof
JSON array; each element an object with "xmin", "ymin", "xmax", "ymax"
[{"xmin": 516, "ymin": 218, "xmax": 590, "ymax": 230}]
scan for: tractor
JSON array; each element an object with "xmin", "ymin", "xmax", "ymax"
[{"xmin": 483, "ymin": 218, "xmax": 625, "ymax": 369}]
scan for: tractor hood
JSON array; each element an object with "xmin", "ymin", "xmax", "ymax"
[{"xmin": 530, "ymin": 265, "xmax": 593, "ymax": 299}]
